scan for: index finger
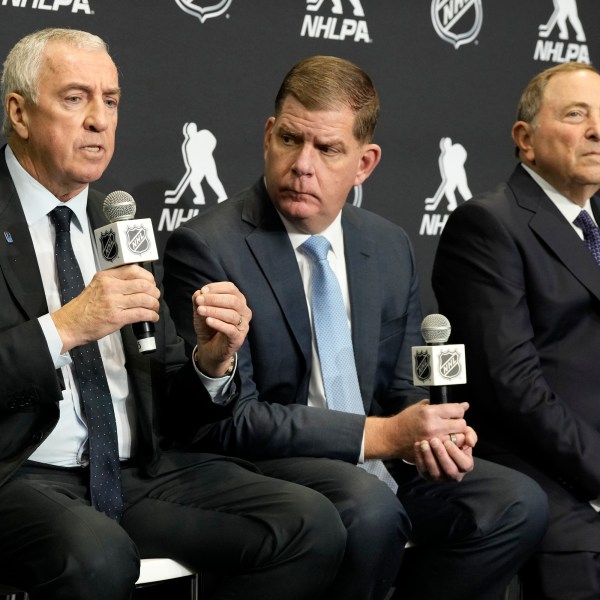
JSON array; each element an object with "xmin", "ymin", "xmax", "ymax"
[
  {"xmin": 427, "ymin": 401, "xmax": 470, "ymax": 418},
  {"xmin": 200, "ymin": 281, "xmax": 243, "ymax": 296},
  {"xmin": 111, "ymin": 264, "xmax": 156, "ymax": 283}
]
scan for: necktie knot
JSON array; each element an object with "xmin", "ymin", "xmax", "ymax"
[
  {"xmin": 574, "ymin": 210, "xmax": 600, "ymax": 266},
  {"xmin": 574, "ymin": 209, "xmax": 597, "ymax": 235},
  {"xmin": 50, "ymin": 205, "xmax": 73, "ymax": 234},
  {"xmin": 300, "ymin": 235, "xmax": 331, "ymax": 263}
]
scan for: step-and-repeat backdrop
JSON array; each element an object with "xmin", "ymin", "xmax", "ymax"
[{"xmin": 0, "ymin": 0, "xmax": 597, "ymax": 311}]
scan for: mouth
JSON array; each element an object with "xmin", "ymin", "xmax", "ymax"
[
  {"xmin": 81, "ymin": 145, "xmax": 103, "ymax": 154},
  {"xmin": 282, "ymin": 187, "xmax": 316, "ymax": 200}
]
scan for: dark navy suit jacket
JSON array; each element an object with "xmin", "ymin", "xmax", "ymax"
[
  {"xmin": 163, "ymin": 178, "xmax": 426, "ymax": 464},
  {"xmin": 433, "ymin": 164, "xmax": 600, "ymax": 551}
]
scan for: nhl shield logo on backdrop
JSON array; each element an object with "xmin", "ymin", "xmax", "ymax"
[
  {"xmin": 431, "ymin": 0, "xmax": 483, "ymax": 49},
  {"xmin": 415, "ymin": 350, "xmax": 431, "ymax": 382},
  {"xmin": 174, "ymin": 0, "xmax": 232, "ymax": 23},
  {"xmin": 126, "ymin": 225, "xmax": 151, "ymax": 256},
  {"xmin": 439, "ymin": 350, "xmax": 462, "ymax": 379},
  {"xmin": 100, "ymin": 230, "xmax": 118, "ymax": 262}
]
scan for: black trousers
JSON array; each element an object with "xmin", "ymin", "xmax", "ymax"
[
  {"xmin": 0, "ymin": 452, "xmax": 346, "ymax": 600},
  {"xmin": 521, "ymin": 552, "xmax": 600, "ymax": 600},
  {"xmin": 256, "ymin": 456, "xmax": 549, "ymax": 600},
  {"xmin": 480, "ymin": 448, "xmax": 600, "ymax": 599}
]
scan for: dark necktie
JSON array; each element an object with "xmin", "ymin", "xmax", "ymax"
[
  {"xmin": 50, "ymin": 206, "xmax": 124, "ymax": 521},
  {"xmin": 574, "ymin": 210, "xmax": 600, "ymax": 266},
  {"xmin": 300, "ymin": 235, "xmax": 398, "ymax": 493}
]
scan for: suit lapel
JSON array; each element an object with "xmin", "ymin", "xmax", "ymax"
[
  {"xmin": 243, "ymin": 188, "xmax": 313, "ymax": 366},
  {"xmin": 243, "ymin": 189, "xmax": 381, "ymax": 409},
  {"xmin": 343, "ymin": 207, "xmax": 380, "ymax": 412},
  {"xmin": 0, "ymin": 156, "xmax": 48, "ymax": 319},
  {"xmin": 511, "ymin": 166, "xmax": 600, "ymax": 301}
]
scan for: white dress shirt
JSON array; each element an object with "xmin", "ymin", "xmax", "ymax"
[{"xmin": 522, "ymin": 163, "xmax": 598, "ymax": 234}]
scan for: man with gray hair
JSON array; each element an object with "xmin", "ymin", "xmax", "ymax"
[
  {"xmin": 0, "ymin": 28, "xmax": 347, "ymax": 600},
  {"xmin": 434, "ymin": 61, "xmax": 600, "ymax": 598}
]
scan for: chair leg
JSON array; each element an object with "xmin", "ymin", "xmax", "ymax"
[{"xmin": 190, "ymin": 573, "xmax": 198, "ymax": 600}]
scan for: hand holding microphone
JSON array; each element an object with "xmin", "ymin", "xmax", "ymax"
[
  {"xmin": 94, "ymin": 191, "xmax": 159, "ymax": 353},
  {"xmin": 411, "ymin": 313, "xmax": 467, "ymax": 404}
]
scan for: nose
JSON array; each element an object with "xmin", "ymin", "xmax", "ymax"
[
  {"xmin": 585, "ymin": 111, "xmax": 600, "ymax": 141},
  {"xmin": 84, "ymin": 98, "xmax": 109, "ymax": 132},
  {"xmin": 291, "ymin": 143, "xmax": 315, "ymax": 177}
]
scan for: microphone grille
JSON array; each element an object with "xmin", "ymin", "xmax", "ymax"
[
  {"xmin": 421, "ymin": 313, "xmax": 451, "ymax": 344},
  {"xmin": 103, "ymin": 191, "xmax": 136, "ymax": 222}
]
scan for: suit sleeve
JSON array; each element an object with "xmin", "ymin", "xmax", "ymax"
[
  {"xmin": 163, "ymin": 224, "xmax": 366, "ymax": 462},
  {"xmin": 433, "ymin": 199, "xmax": 600, "ymax": 498},
  {"xmin": 0, "ymin": 318, "xmax": 63, "ymax": 410}
]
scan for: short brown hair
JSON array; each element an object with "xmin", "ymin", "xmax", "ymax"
[{"xmin": 274, "ymin": 55, "xmax": 379, "ymax": 143}]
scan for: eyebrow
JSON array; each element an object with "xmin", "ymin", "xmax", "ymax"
[
  {"xmin": 60, "ymin": 82, "xmax": 122, "ymax": 97},
  {"xmin": 563, "ymin": 101, "xmax": 589, "ymax": 110}
]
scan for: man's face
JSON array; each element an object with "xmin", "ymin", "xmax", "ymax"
[
  {"xmin": 515, "ymin": 69, "xmax": 600, "ymax": 205},
  {"xmin": 263, "ymin": 96, "xmax": 380, "ymax": 234},
  {"xmin": 9, "ymin": 40, "xmax": 120, "ymax": 201}
]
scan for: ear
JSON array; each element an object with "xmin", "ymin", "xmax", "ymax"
[
  {"xmin": 354, "ymin": 143, "xmax": 382, "ymax": 186},
  {"xmin": 5, "ymin": 93, "xmax": 30, "ymax": 140},
  {"xmin": 512, "ymin": 120, "xmax": 535, "ymax": 163},
  {"xmin": 263, "ymin": 116, "xmax": 276, "ymax": 160}
]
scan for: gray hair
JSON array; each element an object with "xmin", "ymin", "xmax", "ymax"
[
  {"xmin": 2, "ymin": 28, "xmax": 109, "ymax": 137},
  {"xmin": 516, "ymin": 61, "xmax": 599, "ymax": 124}
]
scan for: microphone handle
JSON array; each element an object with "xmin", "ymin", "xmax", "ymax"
[
  {"xmin": 132, "ymin": 321, "xmax": 156, "ymax": 354},
  {"xmin": 429, "ymin": 385, "xmax": 448, "ymax": 404}
]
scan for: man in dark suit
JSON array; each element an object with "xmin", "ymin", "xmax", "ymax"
[
  {"xmin": 0, "ymin": 28, "xmax": 348, "ymax": 600},
  {"xmin": 163, "ymin": 55, "xmax": 549, "ymax": 600},
  {"xmin": 433, "ymin": 62, "xmax": 600, "ymax": 599}
]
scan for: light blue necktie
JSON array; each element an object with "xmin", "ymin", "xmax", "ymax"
[
  {"xmin": 574, "ymin": 210, "xmax": 600, "ymax": 266},
  {"xmin": 300, "ymin": 235, "xmax": 398, "ymax": 493}
]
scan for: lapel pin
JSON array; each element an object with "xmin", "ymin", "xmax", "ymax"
[{"xmin": 4, "ymin": 232, "xmax": 13, "ymax": 243}]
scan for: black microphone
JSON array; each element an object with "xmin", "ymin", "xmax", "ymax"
[
  {"xmin": 411, "ymin": 313, "xmax": 467, "ymax": 404},
  {"xmin": 94, "ymin": 191, "xmax": 159, "ymax": 354}
]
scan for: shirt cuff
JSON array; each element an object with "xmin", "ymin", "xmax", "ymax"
[
  {"xmin": 192, "ymin": 346, "xmax": 237, "ymax": 406},
  {"xmin": 38, "ymin": 314, "xmax": 71, "ymax": 369}
]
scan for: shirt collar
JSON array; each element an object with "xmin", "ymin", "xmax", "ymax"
[
  {"xmin": 5, "ymin": 145, "xmax": 89, "ymax": 232},
  {"xmin": 277, "ymin": 209, "xmax": 344, "ymax": 258},
  {"xmin": 521, "ymin": 162, "xmax": 595, "ymax": 225}
]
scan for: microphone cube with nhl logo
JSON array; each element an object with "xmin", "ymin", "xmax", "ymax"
[
  {"xmin": 412, "ymin": 343, "xmax": 467, "ymax": 388},
  {"xmin": 95, "ymin": 218, "xmax": 158, "ymax": 270}
]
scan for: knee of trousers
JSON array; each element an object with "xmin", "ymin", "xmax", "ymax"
[
  {"xmin": 506, "ymin": 471, "xmax": 550, "ymax": 547},
  {"xmin": 283, "ymin": 486, "xmax": 348, "ymax": 571},
  {"xmin": 343, "ymin": 480, "xmax": 411, "ymax": 552},
  {"xmin": 40, "ymin": 512, "xmax": 140, "ymax": 599}
]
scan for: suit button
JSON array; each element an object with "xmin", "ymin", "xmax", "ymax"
[
  {"xmin": 31, "ymin": 431, "xmax": 44, "ymax": 444},
  {"xmin": 7, "ymin": 401, "xmax": 16, "ymax": 410}
]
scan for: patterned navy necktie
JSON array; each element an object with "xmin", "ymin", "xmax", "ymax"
[
  {"xmin": 300, "ymin": 235, "xmax": 398, "ymax": 493},
  {"xmin": 50, "ymin": 206, "xmax": 124, "ymax": 521},
  {"xmin": 574, "ymin": 210, "xmax": 600, "ymax": 266}
]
